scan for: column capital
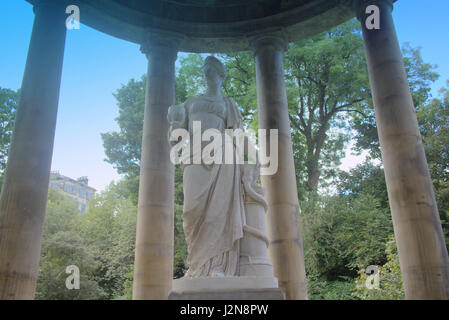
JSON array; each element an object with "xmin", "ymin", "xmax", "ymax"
[
  {"xmin": 250, "ymin": 34, "xmax": 288, "ymax": 58},
  {"xmin": 140, "ymin": 31, "xmax": 183, "ymax": 61},
  {"xmin": 352, "ymin": 0, "xmax": 393, "ymax": 21}
]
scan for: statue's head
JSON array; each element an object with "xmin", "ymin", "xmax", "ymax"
[{"xmin": 203, "ymin": 56, "xmax": 226, "ymax": 88}]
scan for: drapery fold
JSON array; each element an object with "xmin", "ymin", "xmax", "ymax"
[{"xmin": 182, "ymin": 97, "xmax": 246, "ymax": 277}]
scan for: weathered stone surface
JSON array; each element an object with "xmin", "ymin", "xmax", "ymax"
[
  {"xmin": 253, "ymin": 36, "xmax": 308, "ymax": 300},
  {"xmin": 0, "ymin": 1, "xmax": 67, "ymax": 299},
  {"xmin": 172, "ymin": 276, "xmax": 279, "ymax": 292},
  {"xmin": 169, "ymin": 288, "xmax": 285, "ymax": 300},
  {"xmin": 132, "ymin": 38, "xmax": 177, "ymax": 300},
  {"xmin": 356, "ymin": 0, "xmax": 449, "ymax": 299}
]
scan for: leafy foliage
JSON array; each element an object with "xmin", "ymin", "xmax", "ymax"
[
  {"xmin": 307, "ymin": 276, "xmax": 357, "ymax": 300},
  {"xmin": 101, "ymin": 78, "xmax": 145, "ymax": 180},
  {"xmin": 220, "ymin": 52, "xmax": 258, "ymax": 128},
  {"xmin": 353, "ymin": 235, "xmax": 404, "ymax": 300},
  {"xmin": 0, "ymin": 87, "xmax": 19, "ymax": 190},
  {"xmin": 36, "ymin": 184, "xmax": 137, "ymax": 300},
  {"xmin": 36, "ymin": 190, "xmax": 106, "ymax": 300},
  {"xmin": 77, "ymin": 182, "xmax": 137, "ymax": 299},
  {"xmin": 285, "ymin": 20, "xmax": 369, "ymax": 192},
  {"xmin": 301, "ymin": 194, "xmax": 393, "ymax": 281},
  {"xmin": 337, "ymin": 160, "xmax": 388, "ymax": 208}
]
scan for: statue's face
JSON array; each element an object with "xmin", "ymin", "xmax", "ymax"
[{"xmin": 204, "ymin": 65, "xmax": 223, "ymax": 88}]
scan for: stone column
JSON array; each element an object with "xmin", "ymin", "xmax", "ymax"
[
  {"xmin": 252, "ymin": 36, "xmax": 308, "ymax": 300},
  {"xmin": 0, "ymin": 1, "xmax": 67, "ymax": 299},
  {"xmin": 132, "ymin": 37, "xmax": 178, "ymax": 300},
  {"xmin": 355, "ymin": 0, "xmax": 449, "ymax": 299}
]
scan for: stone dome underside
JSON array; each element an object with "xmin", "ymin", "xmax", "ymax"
[{"xmin": 27, "ymin": 0, "xmax": 356, "ymax": 52}]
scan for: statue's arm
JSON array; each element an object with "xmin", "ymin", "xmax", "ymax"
[{"xmin": 167, "ymin": 99, "xmax": 189, "ymax": 146}]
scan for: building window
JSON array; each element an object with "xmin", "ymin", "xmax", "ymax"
[
  {"xmin": 67, "ymin": 185, "xmax": 73, "ymax": 193},
  {"xmin": 86, "ymin": 192, "xmax": 91, "ymax": 200},
  {"xmin": 51, "ymin": 183, "xmax": 58, "ymax": 189},
  {"xmin": 79, "ymin": 189, "xmax": 85, "ymax": 197},
  {"xmin": 77, "ymin": 202, "xmax": 83, "ymax": 212}
]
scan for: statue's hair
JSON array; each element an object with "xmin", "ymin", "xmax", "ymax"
[{"xmin": 203, "ymin": 56, "xmax": 226, "ymax": 80}]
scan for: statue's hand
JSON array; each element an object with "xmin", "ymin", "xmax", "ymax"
[
  {"xmin": 167, "ymin": 105, "xmax": 187, "ymax": 147},
  {"xmin": 167, "ymin": 105, "xmax": 186, "ymax": 128}
]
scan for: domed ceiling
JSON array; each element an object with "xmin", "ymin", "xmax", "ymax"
[{"xmin": 26, "ymin": 0, "xmax": 356, "ymax": 52}]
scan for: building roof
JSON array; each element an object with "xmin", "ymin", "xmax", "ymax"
[{"xmin": 50, "ymin": 171, "xmax": 96, "ymax": 192}]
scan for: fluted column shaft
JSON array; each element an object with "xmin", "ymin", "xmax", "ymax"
[
  {"xmin": 0, "ymin": 1, "xmax": 67, "ymax": 299},
  {"xmin": 356, "ymin": 0, "xmax": 449, "ymax": 299}
]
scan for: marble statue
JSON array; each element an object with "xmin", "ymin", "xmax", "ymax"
[{"xmin": 167, "ymin": 56, "xmax": 274, "ymax": 281}]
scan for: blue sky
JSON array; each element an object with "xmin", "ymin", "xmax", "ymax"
[{"xmin": 1, "ymin": 0, "xmax": 448, "ymax": 191}]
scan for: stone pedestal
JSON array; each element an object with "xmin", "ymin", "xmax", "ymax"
[
  {"xmin": 169, "ymin": 288, "xmax": 285, "ymax": 300},
  {"xmin": 169, "ymin": 277, "xmax": 285, "ymax": 300},
  {"xmin": 240, "ymin": 201, "xmax": 274, "ymax": 278}
]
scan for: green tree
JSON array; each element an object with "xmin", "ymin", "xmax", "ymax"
[
  {"xmin": 353, "ymin": 235, "xmax": 404, "ymax": 300},
  {"xmin": 36, "ymin": 190, "xmax": 105, "ymax": 300},
  {"xmin": 118, "ymin": 264, "xmax": 134, "ymax": 300},
  {"xmin": 78, "ymin": 182, "xmax": 137, "ymax": 299},
  {"xmin": 285, "ymin": 22, "xmax": 439, "ymax": 197},
  {"xmin": 302, "ymin": 194, "xmax": 393, "ymax": 280},
  {"xmin": 307, "ymin": 276, "xmax": 357, "ymax": 300},
  {"xmin": 220, "ymin": 52, "xmax": 258, "ymax": 127},
  {"xmin": 176, "ymin": 54, "xmax": 206, "ymax": 101},
  {"xmin": 37, "ymin": 186, "xmax": 138, "ymax": 300},
  {"xmin": 302, "ymin": 193, "xmax": 393, "ymax": 299},
  {"xmin": 101, "ymin": 77, "xmax": 145, "ymax": 204},
  {"xmin": 416, "ymin": 82, "xmax": 449, "ymax": 247},
  {"xmin": 337, "ymin": 160, "xmax": 388, "ymax": 209},
  {"xmin": 285, "ymin": 20, "xmax": 369, "ymax": 193},
  {"xmin": 0, "ymin": 87, "xmax": 19, "ymax": 190}
]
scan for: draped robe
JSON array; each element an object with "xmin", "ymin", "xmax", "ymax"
[{"xmin": 181, "ymin": 95, "xmax": 246, "ymax": 277}]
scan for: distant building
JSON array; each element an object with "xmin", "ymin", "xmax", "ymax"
[{"xmin": 49, "ymin": 171, "xmax": 96, "ymax": 213}]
